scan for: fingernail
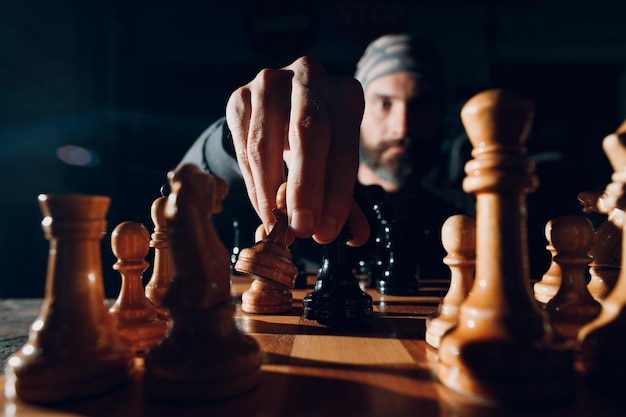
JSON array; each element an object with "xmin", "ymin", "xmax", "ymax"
[
  {"xmin": 291, "ymin": 209, "xmax": 315, "ymax": 235},
  {"xmin": 316, "ymin": 215, "xmax": 337, "ymax": 242}
]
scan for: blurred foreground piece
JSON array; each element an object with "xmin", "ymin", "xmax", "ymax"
[
  {"xmin": 143, "ymin": 164, "xmax": 261, "ymax": 402},
  {"xmin": 579, "ymin": 121, "xmax": 626, "ymax": 395}
]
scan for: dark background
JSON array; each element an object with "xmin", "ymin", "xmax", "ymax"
[{"xmin": 1, "ymin": 0, "xmax": 624, "ymax": 298}]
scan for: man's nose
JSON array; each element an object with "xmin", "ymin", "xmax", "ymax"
[{"xmin": 390, "ymin": 106, "xmax": 408, "ymax": 138}]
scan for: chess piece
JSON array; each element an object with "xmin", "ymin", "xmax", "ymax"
[
  {"xmin": 376, "ymin": 217, "xmax": 420, "ymax": 295},
  {"xmin": 368, "ymin": 194, "xmax": 421, "ymax": 296},
  {"xmin": 425, "ymin": 214, "xmax": 476, "ymax": 349},
  {"xmin": 235, "ymin": 182, "xmax": 298, "ymax": 313},
  {"xmin": 370, "ymin": 200, "xmax": 390, "ymax": 289},
  {"xmin": 145, "ymin": 196, "xmax": 172, "ymax": 314},
  {"xmin": 108, "ymin": 221, "xmax": 168, "ymax": 354},
  {"xmin": 4, "ymin": 194, "xmax": 134, "ymax": 404},
  {"xmin": 533, "ymin": 219, "xmax": 564, "ymax": 304},
  {"xmin": 578, "ymin": 190, "xmax": 622, "ymax": 299},
  {"xmin": 354, "ymin": 185, "xmax": 386, "ymax": 289},
  {"xmin": 143, "ymin": 164, "xmax": 261, "ymax": 402},
  {"xmin": 579, "ymin": 121, "xmax": 626, "ymax": 393},
  {"xmin": 230, "ymin": 218, "xmax": 243, "ymax": 275},
  {"xmin": 437, "ymin": 89, "xmax": 575, "ymax": 404},
  {"xmin": 543, "ymin": 216, "xmax": 601, "ymax": 344},
  {"xmin": 303, "ymin": 226, "xmax": 374, "ymax": 327}
]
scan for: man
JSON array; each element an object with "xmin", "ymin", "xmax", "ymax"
[
  {"xmin": 180, "ymin": 34, "xmax": 461, "ymax": 279},
  {"xmin": 350, "ymin": 35, "xmax": 459, "ymax": 288}
]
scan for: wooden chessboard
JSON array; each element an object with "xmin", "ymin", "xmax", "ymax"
[{"xmin": 1, "ymin": 276, "xmax": 624, "ymax": 417}]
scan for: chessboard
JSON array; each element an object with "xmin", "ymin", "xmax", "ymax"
[
  {"xmin": 0, "ymin": 276, "xmax": 624, "ymax": 417},
  {"xmin": 3, "ymin": 88, "xmax": 626, "ymax": 416}
]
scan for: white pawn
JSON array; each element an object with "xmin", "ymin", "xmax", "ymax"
[
  {"xmin": 145, "ymin": 196, "xmax": 172, "ymax": 315},
  {"xmin": 533, "ymin": 218, "xmax": 562, "ymax": 304},
  {"xmin": 109, "ymin": 221, "xmax": 168, "ymax": 354},
  {"xmin": 426, "ymin": 214, "xmax": 475, "ymax": 349}
]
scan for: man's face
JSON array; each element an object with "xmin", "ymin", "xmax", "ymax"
[{"xmin": 359, "ymin": 72, "xmax": 443, "ymax": 189}]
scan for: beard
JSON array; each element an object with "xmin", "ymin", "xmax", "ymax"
[
  {"xmin": 359, "ymin": 137, "xmax": 439, "ymax": 188},
  {"xmin": 359, "ymin": 139, "xmax": 415, "ymax": 187}
]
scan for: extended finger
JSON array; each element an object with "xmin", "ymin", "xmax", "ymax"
[
  {"xmin": 283, "ymin": 57, "xmax": 331, "ymax": 238},
  {"xmin": 227, "ymin": 69, "xmax": 293, "ymax": 232},
  {"xmin": 226, "ymin": 86, "xmax": 257, "ymax": 211},
  {"xmin": 312, "ymin": 76, "xmax": 365, "ymax": 244}
]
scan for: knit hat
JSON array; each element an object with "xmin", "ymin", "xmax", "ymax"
[{"xmin": 354, "ymin": 34, "xmax": 446, "ymax": 93}]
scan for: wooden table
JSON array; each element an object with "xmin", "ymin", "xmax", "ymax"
[{"xmin": 1, "ymin": 277, "xmax": 624, "ymax": 417}]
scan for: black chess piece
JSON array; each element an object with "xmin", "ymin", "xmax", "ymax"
[
  {"xmin": 353, "ymin": 186, "xmax": 386, "ymax": 288},
  {"xmin": 302, "ymin": 227, "xmax": 373, "ymax": 327},
  {"xmin": 230, "ymin": 218, "xmax": 243, "ymax": 276},
  {"xmin": 374, "ymin": 196, "xmax": 420, "ymax": 295},
  {"xmin": 368, "ymin": 200, "xmax": 389, "ymax": 288}
]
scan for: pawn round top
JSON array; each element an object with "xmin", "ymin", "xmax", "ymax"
[
  {"xmin": 461, "ymin": 88, "xmax": 535, "ymax": 149},
  {"xmin": 545, "ymin": 215, "xmax": 593, "ymax": 256},
  {"xmin": 441, "ymin": 214, "xmax": 476, "ymax": 258},
  {"xmin": 112, "ymin": 221, "xmax": 150, "ymax": 261},
  {"xmin": 150, "ymin": 196, "xmax": 168, "ymax": 228}
]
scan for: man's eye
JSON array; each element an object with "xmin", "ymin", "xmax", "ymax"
[{"xmin": 376, "ymin": 100, "xmax": 391, "ymax": 110}]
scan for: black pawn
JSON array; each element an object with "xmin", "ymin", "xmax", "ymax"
[{"xmin": 303, "ymin": 227, "xmax": 373, "ymax": 327}]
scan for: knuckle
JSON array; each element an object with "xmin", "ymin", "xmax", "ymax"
[
  {"xmin": 246, "ymin": 144, "xmax": 263, "ymax": 166},
  {"xmin": 251, "ymin": 68, "xmax": 291, "ymax": 91},
  {"xmin": 226, "ymin": 87, "xmax": 249, "ymax": 118},
  {"xmin": 290, "ymin": 56, "xmax": 326, "ymax": 86}
]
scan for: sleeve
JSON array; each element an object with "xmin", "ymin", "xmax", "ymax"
[
  {"xmin": 179, "ymin": 117, "xmax": 259, "ymax": 252},
  {"xmin": 179, "ymin": 117, "xmax": 241, "ymax": 187}
]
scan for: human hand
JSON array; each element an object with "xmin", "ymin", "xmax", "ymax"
[{"xmin": 225, "ymin": 56, "xmax": 369, "ymax": 246}]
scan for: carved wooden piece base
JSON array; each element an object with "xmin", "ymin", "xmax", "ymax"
[
  {"xmin": 144, "ymin": 301, "xmax": 261, "ymax": 402},
  {"xmin": 241, "ymin": 279, "xmax": 293, "ymax": 313}
]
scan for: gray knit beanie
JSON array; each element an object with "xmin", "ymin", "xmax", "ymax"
[{"xmin": 354, "ymin": 34, "xmax": 446, "ymax": 94}]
